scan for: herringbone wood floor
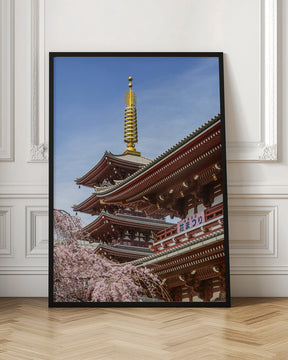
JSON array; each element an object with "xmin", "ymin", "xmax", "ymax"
[{"xmin": 0, "ymin": 298, "xmax": 288, "ymax": 360}]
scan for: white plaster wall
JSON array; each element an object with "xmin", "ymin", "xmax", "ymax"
[{"xmin": 0, "ymin": 0, "xmax": 287, "ymax": 296}]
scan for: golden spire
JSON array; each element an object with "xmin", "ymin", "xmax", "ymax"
[{"xmin": 123, "ymin": 76, "xmax": 141, "ymax": 155}]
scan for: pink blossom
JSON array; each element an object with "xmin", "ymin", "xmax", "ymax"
[{"xmin": 53, "ymin": 210, "xmax": 170, "ymax": 302}]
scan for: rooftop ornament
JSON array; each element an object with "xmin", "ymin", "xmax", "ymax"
[{"xmin": 123, "ymin": 76, "xmax": 141, "ymax": 155}]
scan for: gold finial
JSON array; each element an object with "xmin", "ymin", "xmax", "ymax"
[
  {"xmin": 123, "ymin": 76, "xmax": 141, "ymax": 155},
  {"xmin": 128, "ymin": 76, "xmax": 133, "ymax": 88}
]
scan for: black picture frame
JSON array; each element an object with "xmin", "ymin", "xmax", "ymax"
[{"xmin": 49, "ymin": 52, "xmax": 231, "ymax": 307}]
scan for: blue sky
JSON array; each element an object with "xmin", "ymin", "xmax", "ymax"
[{"xmin": 53, "ymin": 56, "xmax": 220, "ymax": 225}]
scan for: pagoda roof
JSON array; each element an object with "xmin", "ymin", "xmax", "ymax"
[
  {"xmin": 83, "ymin": 211, "xmax": 172, "ymax": 236},
  {"xmin": 93, "ymin": 114, "xmax": 222, "ymax": 200},
  {"xmin": 129, "ymin": 228, "xmax": 224, "ymax": 267},
  {"xmin": 75, "ymin": 151, "xmax": 151, "ymax": 188},
  {"xmin": 95, "ymin": 243, "xmax": 153, "ymax": 260},
  {"xmin": 72, "ymin": 193, "xmax": 100, "ymax": 214}
]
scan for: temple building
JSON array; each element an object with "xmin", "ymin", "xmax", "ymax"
[{"xmin": 74, "ymin": 76, "xmax": 227, "ymax": 302}]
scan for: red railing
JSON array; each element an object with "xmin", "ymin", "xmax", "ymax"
[
  {"xmin": 153, "ymin": 203, "xmax": 224, "ymax": 253},
  {"xmin": 205, "ymin": 203, "xmax": 223, "ymax": 221}
]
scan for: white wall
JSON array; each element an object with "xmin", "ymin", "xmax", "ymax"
[{"xmin": 0, "ymin": 0, "xmax": 287, "ymax": 296}]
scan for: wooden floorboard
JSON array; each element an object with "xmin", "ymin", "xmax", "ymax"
[{"xmin": 0, "ymin": 298, "xmax": 288, "ymax": 359}]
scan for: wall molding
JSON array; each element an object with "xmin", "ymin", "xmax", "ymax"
[
  {"xmin": 231, "ymin": 266, "xmax": 288, "ymax": 275},
  {"xmin": 227, "ymin": 0, "xmax": 277, "ymax": 162},
  {"xmin": 0, "ymin": 266, "xmax": 48, "ymax": 275},
  {"xmin": 0, "ymin": 183, "xmax": 48, "ymax": 197},
  {"xmin": 26, "ymin": 206, "xmax": 48, "ymax": 258},
  {"xmin": 29, "ymin": 0, "xmax": 47, "ymax": 162},
  {"xmin": 229, "ymin": 205, "xmax": 277, "ymax": 258},
  {"xmin": 228, "ymin": 184, "xmax": 288, "ymax": 198},
  {"xmin": 0, "ymin": 0, "xmax": 14, "ymax": 161},
  {"xmin": 227, "ymin": 194, "xmax": 284, "ymax": 275},
  {"xmin": 0, "ymin": 207, "xmax": 12, "ymax": 256}
]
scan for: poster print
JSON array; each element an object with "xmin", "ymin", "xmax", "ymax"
[{"xmin": 49, "ymin": 53, "xmax": 230, "ymax": 307}]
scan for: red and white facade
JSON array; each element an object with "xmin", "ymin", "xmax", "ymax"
[{"xmin": 74, "ymin": 114, "xmax": 228, "ymax": 302}]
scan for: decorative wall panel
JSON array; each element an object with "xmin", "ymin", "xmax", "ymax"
[
  {"xmin": 0, "ymin": 0, "xmax": 14, "ymax": 161},
  {"xmin": 29, "ymin": 0, "xmax": 47, "ymax": 162},
  {"xmin": 226, "ymin": 0, "xmax": 277, "ymax": 161},
  {"xmin": 0, "ymin": 207, "xmax": 12, "ymax": 256},
  {"xmin": 26, "ymin": 206, "xmax": 48, "ymax": 257},
  {"xmin": 229, "ymin": 205, "xmax": 277, "ymax": 257}
]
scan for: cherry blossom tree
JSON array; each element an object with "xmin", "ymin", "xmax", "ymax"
[{"xmin": 53, "ymin": 210, "xmax": 170, "ymax": 302}]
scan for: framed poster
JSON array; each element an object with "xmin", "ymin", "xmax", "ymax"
[{"xmin": 49, "ymin": 52, "xmax": 230, "ymax": 307}]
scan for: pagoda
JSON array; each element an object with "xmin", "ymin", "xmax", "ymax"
[
  {"xmin": 74, "ymin": 76, "xmax": 228, "ymax": 302},
  {"xmin": 73, "ymin": 77, "xmax": 172, "ymax": 262},
  {"xmin": 83, "ymin": 113, "xmax": 228, "ymax": 302}
]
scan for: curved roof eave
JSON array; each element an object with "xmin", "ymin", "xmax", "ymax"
[
  {"xmin": 83, "ymin": 211, "xmax": 173, "ymax": 232},
  {"xmin": 75, "ymin": 151, "xmax": 109, "ymax": 184},
  {"xmin": 72, "ymin": 193, "xmax": 98, "ymax": 211},
  {"xmin": 75, "ymin": 151, "xmax": 152, "ymax": 185}
]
